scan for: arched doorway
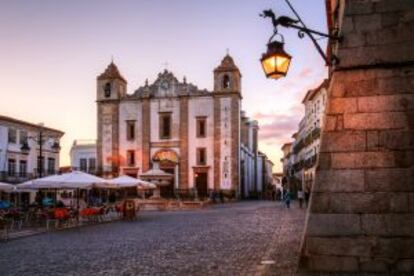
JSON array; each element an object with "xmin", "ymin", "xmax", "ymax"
[{"xmin": 152, "ymin": 149, "xmax": 179, "ymax": 198}]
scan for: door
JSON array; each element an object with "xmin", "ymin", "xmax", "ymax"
[
  {"xmin": 195, "ymin": 172, "xmax": 208, "ymax": 199},
  {"xmin": 160, "ymin": 168, "xmax": 175, "ymax": 198}
]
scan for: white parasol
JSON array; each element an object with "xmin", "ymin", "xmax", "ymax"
[
  {"xmin": 16, "ymin": 171, "xmax": 107, "ymax": 190},
  {"xmin": 0, "ymin": 182, "xmax": 16, "ymax": 193},
  {"xmin": 107, "ymin": 175, "xmax": 156, "ymax": 189}
]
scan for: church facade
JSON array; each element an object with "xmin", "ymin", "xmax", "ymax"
[{"xmin": 96, "ymin": 55, "xmax": 242, "ymax": 198}]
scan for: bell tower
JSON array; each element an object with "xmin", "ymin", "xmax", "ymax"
[
  {"xmin": 97, "ymin": 61, "xmax": 127, "ymax": 101},
  {"xmin": 213, "ymin": 54, "xmax": 241, "ymax": 198},
  {"xmin": 213, "ymin": 54, "xmax": 241, "ymax": 93},
  {"xmin": 96, "ymin": 61, "xmax": 127, "ymax": 176}
]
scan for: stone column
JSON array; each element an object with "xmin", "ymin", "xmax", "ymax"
[
  {"xmin": 179, "ymin": 97, "xmax": 189, "ymax": 191},
  {"xmin": 230, "ymin": 95, "xmax": 240, "ymax": 196},
  {"xmin": 213, "ymin": 96, "xmax": 221, "ymax": 191},
  {"xmin": 141, "ymin": 98, "xmax": 151, "ymax": 172},
  {"xmin": 300, "ymin": 0, "xmax": 414, "ymax": 273}
]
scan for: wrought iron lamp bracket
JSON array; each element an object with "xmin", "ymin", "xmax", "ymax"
[{"xmin": 260, "ymin": 2, "xmax": 342, "ymax": 66}]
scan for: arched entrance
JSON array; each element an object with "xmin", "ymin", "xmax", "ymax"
[{"xmin": 152, "ymin": 149, "xmax": 179, "ymax": 198}]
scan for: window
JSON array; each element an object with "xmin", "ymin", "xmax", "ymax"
[
  {"xmin": 7, "ymin": 159, "xmax": 16, "ymax": 176},
  {"xmin": 197, "ymin": 148, "xmax": 206, "ymax": 165},
  {"xmin": 126, "ymin": 120, "xmax": 135, "ymax": 140},
  {"xmin": 196, "ymin": 117, "xmax": 206, "ymax": 138},
  {"xmin": 127, "ymin": 150, "xmax": 135, "ymax": 166},
  {"xmin": 48, "ymin": 158, "xmax": 55, "ymax": 174},
  {"xmin": 19, "ymin": 160, "xmax": 27, "ymax": 177},
  {"xmin": 8, "ymin": 128, "xmax": 16, "ymax": 144},
  {"xmin": 159, "ymin": 113, "xmax": 172, "ymax": 139},
  {"xmin": 222, "ymin": 74, "xmax": 230, "ymax": 89},
  {"xmin": 89, "ymin": 158, "xmax": 96, "ymax": 172},
  {"xmin": 104, "ymin": 82, "xmax": 111, "ymax": 98},
  {"xmin": 80, "ymin": 158, "xmax": 87, "ymax": 172},
  {"xmin": 19, "ymin": 131, "xmax": 28, "ymax": 145}
]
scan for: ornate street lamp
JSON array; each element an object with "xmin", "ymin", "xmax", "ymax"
[
  {"xmin": 24, "ymin": 123, "xmax": 61, "ymax": 178},
  {"xmin": 261, "ymin": 36, "xmax": 291, "ymax": 79},
  {"xmin": 20, "ymin": 142, "xmax": 31, "ymax": 155},
  {"xmin": 51, "ymin": 141, "xmax": 61, "ymax": 154},
  {"xmin": 260, "ymin": 0, "xmax": 342, "ymax": 79}
]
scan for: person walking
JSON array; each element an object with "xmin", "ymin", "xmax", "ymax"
[
  {"xmin": 297, "ymin": 189, "xmax": 304, "ymax": 209},
  {"xmin": 284, "ymin": 189, "xmax": 291, "ymax": 209}
]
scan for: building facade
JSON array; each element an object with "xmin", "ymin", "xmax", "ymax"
[
  {"xmin": 300, "ymin": 0, "xmax": 414, "ymax": 272},
  {"xmin": 0, "ymin": 115, "xmax": 63, "ymax": 184},
  {"xmin": 280, "ymin": 80, "xmax": 327, "ymax": 193},
  {"xmin": 70, "ymin": 140, "xmax": 97, "ymax": 174},
  {"xmin": 95, "ymin": 55, "xmax": 242, "ymax": 198},
  {"xmin": 293, "ymin": 80, "xmax": 328, "ymax": 191}
]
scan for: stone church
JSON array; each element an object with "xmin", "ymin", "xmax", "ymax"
[{"xmin": 96, "ymin": 55, "xmax": 242, "ymax": 198}]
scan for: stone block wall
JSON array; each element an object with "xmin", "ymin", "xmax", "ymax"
[{"xmin": 300, "ymin": 0, "xmax": 414, "ymax": 273}]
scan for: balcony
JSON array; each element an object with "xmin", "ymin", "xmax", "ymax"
[
  {"xmin": 0, "ymin": 171, "xmax": 34, "ymax": 184},
  {"xmin": 0, "ymin": 170, "xmax": 58, "ymax": 184},
  {"xmin": 292, "ymin": 128, "xmax": 321, "ymax": 155}
]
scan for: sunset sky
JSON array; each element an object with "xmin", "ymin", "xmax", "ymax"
[{"xmin": 0, "ymin": 0, "xmax": 328, "ymax": 172}]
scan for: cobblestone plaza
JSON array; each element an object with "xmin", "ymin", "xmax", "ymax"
[{"xmin": 0, "ymin": 202, "xmax": 305, "ymax": 276}]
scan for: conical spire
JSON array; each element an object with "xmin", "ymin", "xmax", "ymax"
[
  {"xmin": 97, "ymin": 61, "xmax": 127, "ymax": 83},
  {"xmin": 214, "ymin": 53, "xmax": 240, "ymax": 73}
]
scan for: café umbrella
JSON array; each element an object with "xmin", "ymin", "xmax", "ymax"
[
  {"xmin": 0, "ymin": 182, "xmax": 16, "ymax": 193},
  {"xmin": 16, "ymin": 171, "xmax": 107, "ymax": 190},
  {"xmin": 108, "ymin": 175, "xmax": 156, "ymax": 189}
]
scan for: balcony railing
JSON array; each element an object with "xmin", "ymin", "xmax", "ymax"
[
  {"xmin": 0, "ymin": 170, "xmax": 58, "ymax": 184},
  {"xmin": 293, "ymin": 128, "xmax": 321, "ymax": 154}
]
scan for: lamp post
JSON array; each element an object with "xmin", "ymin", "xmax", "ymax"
[
  {"xmin": 260, "ymin": 0, "xmax": 342, "ymax": 79},
  {"xmin": 20, "ymin": 123, "xmax": 61, "ymax": 178}
]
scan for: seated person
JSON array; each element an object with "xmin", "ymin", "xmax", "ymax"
[
  {"xmin": 42, "ymin": 197, "xmax": 54, "ymax": 207},
  {"xmin": 0, "ymin": 200, "xmax": 11, "ymax": 209}
]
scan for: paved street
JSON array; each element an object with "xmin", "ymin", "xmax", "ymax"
[{"xmin": 0, "ymin": 201, "xmax": 306, "ymax": 276}]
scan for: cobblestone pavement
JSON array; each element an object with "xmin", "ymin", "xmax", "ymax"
[{"xmin": 0, "ymin": 201, "xmax": 306, "ymax": 276}]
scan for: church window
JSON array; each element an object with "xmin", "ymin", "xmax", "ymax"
[
  {"xmin": 197, "ymin": 148, "xmax": 206, "ymax": 165},
  {"xmin": 159, "ymin": 113, "xmax": 172, "ymax": 139},
  {"xmin": 104, "ymin": 82, "xmax": 111, "ymax": 98},
  {"xmin": 196, "ymin": 117, "xmax": 206, "ymax": 138},
  {"xmin": 222, "ymin": 75, "xmax": 230, "ymax": 89},
  {"xmin": 126, "ymin": 120, "xmax": 135, "ymax": 140},
  {"xmin": 127, "ymin": 150, "xmax": 135, "ymax": 166}
]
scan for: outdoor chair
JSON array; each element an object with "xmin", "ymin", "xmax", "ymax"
[
  {"xmin": 5, "ymin": 209, "xmax": 24, "ymax": 231},
  {"xmin": 0, "ymin": 216, "xmax": 8, "ymax": 241},
  {"xmin": 46, "ymin": 209, "xmax": 58, "ymax": 231}
]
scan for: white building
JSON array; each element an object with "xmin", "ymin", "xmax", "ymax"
[
  {"xmin": 296, "ymin": 80, "xmax": 327, "ymax": 191},
  {"xmin": 70, "ymin": 140, "xmax": 97, "ymax": 174},
  {"xmin": 72, "ymin": 55, "xmax": 271, "ymax": 200},
  {"xmin": 0, "ymin": 115, "xmax": 64, "ymax": 184},
  {"xmin": 280, "ymin": 79, "xmax": 328, "ymax": 192}
]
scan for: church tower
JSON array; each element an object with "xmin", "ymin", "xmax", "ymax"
[
  {"xmin": 96, "ymin": 62, "xmax": 127, "ymax": 176},
  {"xmin": 213, "ymin": 54, "xmax": 241, "ymax": 93},
  {"xmin": 213, "ymin": 54, "xmax": 241, "ymax": 197}
]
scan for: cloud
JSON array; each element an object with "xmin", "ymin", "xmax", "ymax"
[{"xmin": 253, "ymin": 106, "xmax": 303, "ymax": 146}]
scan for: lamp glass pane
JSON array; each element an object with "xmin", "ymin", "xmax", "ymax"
[
  {"xmin": 262, "ymin": 56, "xmax": 276, "ymax": 75},
  {"xmin": 276, "ymin": 56, "xmax": 290, "ymax": 74}
]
